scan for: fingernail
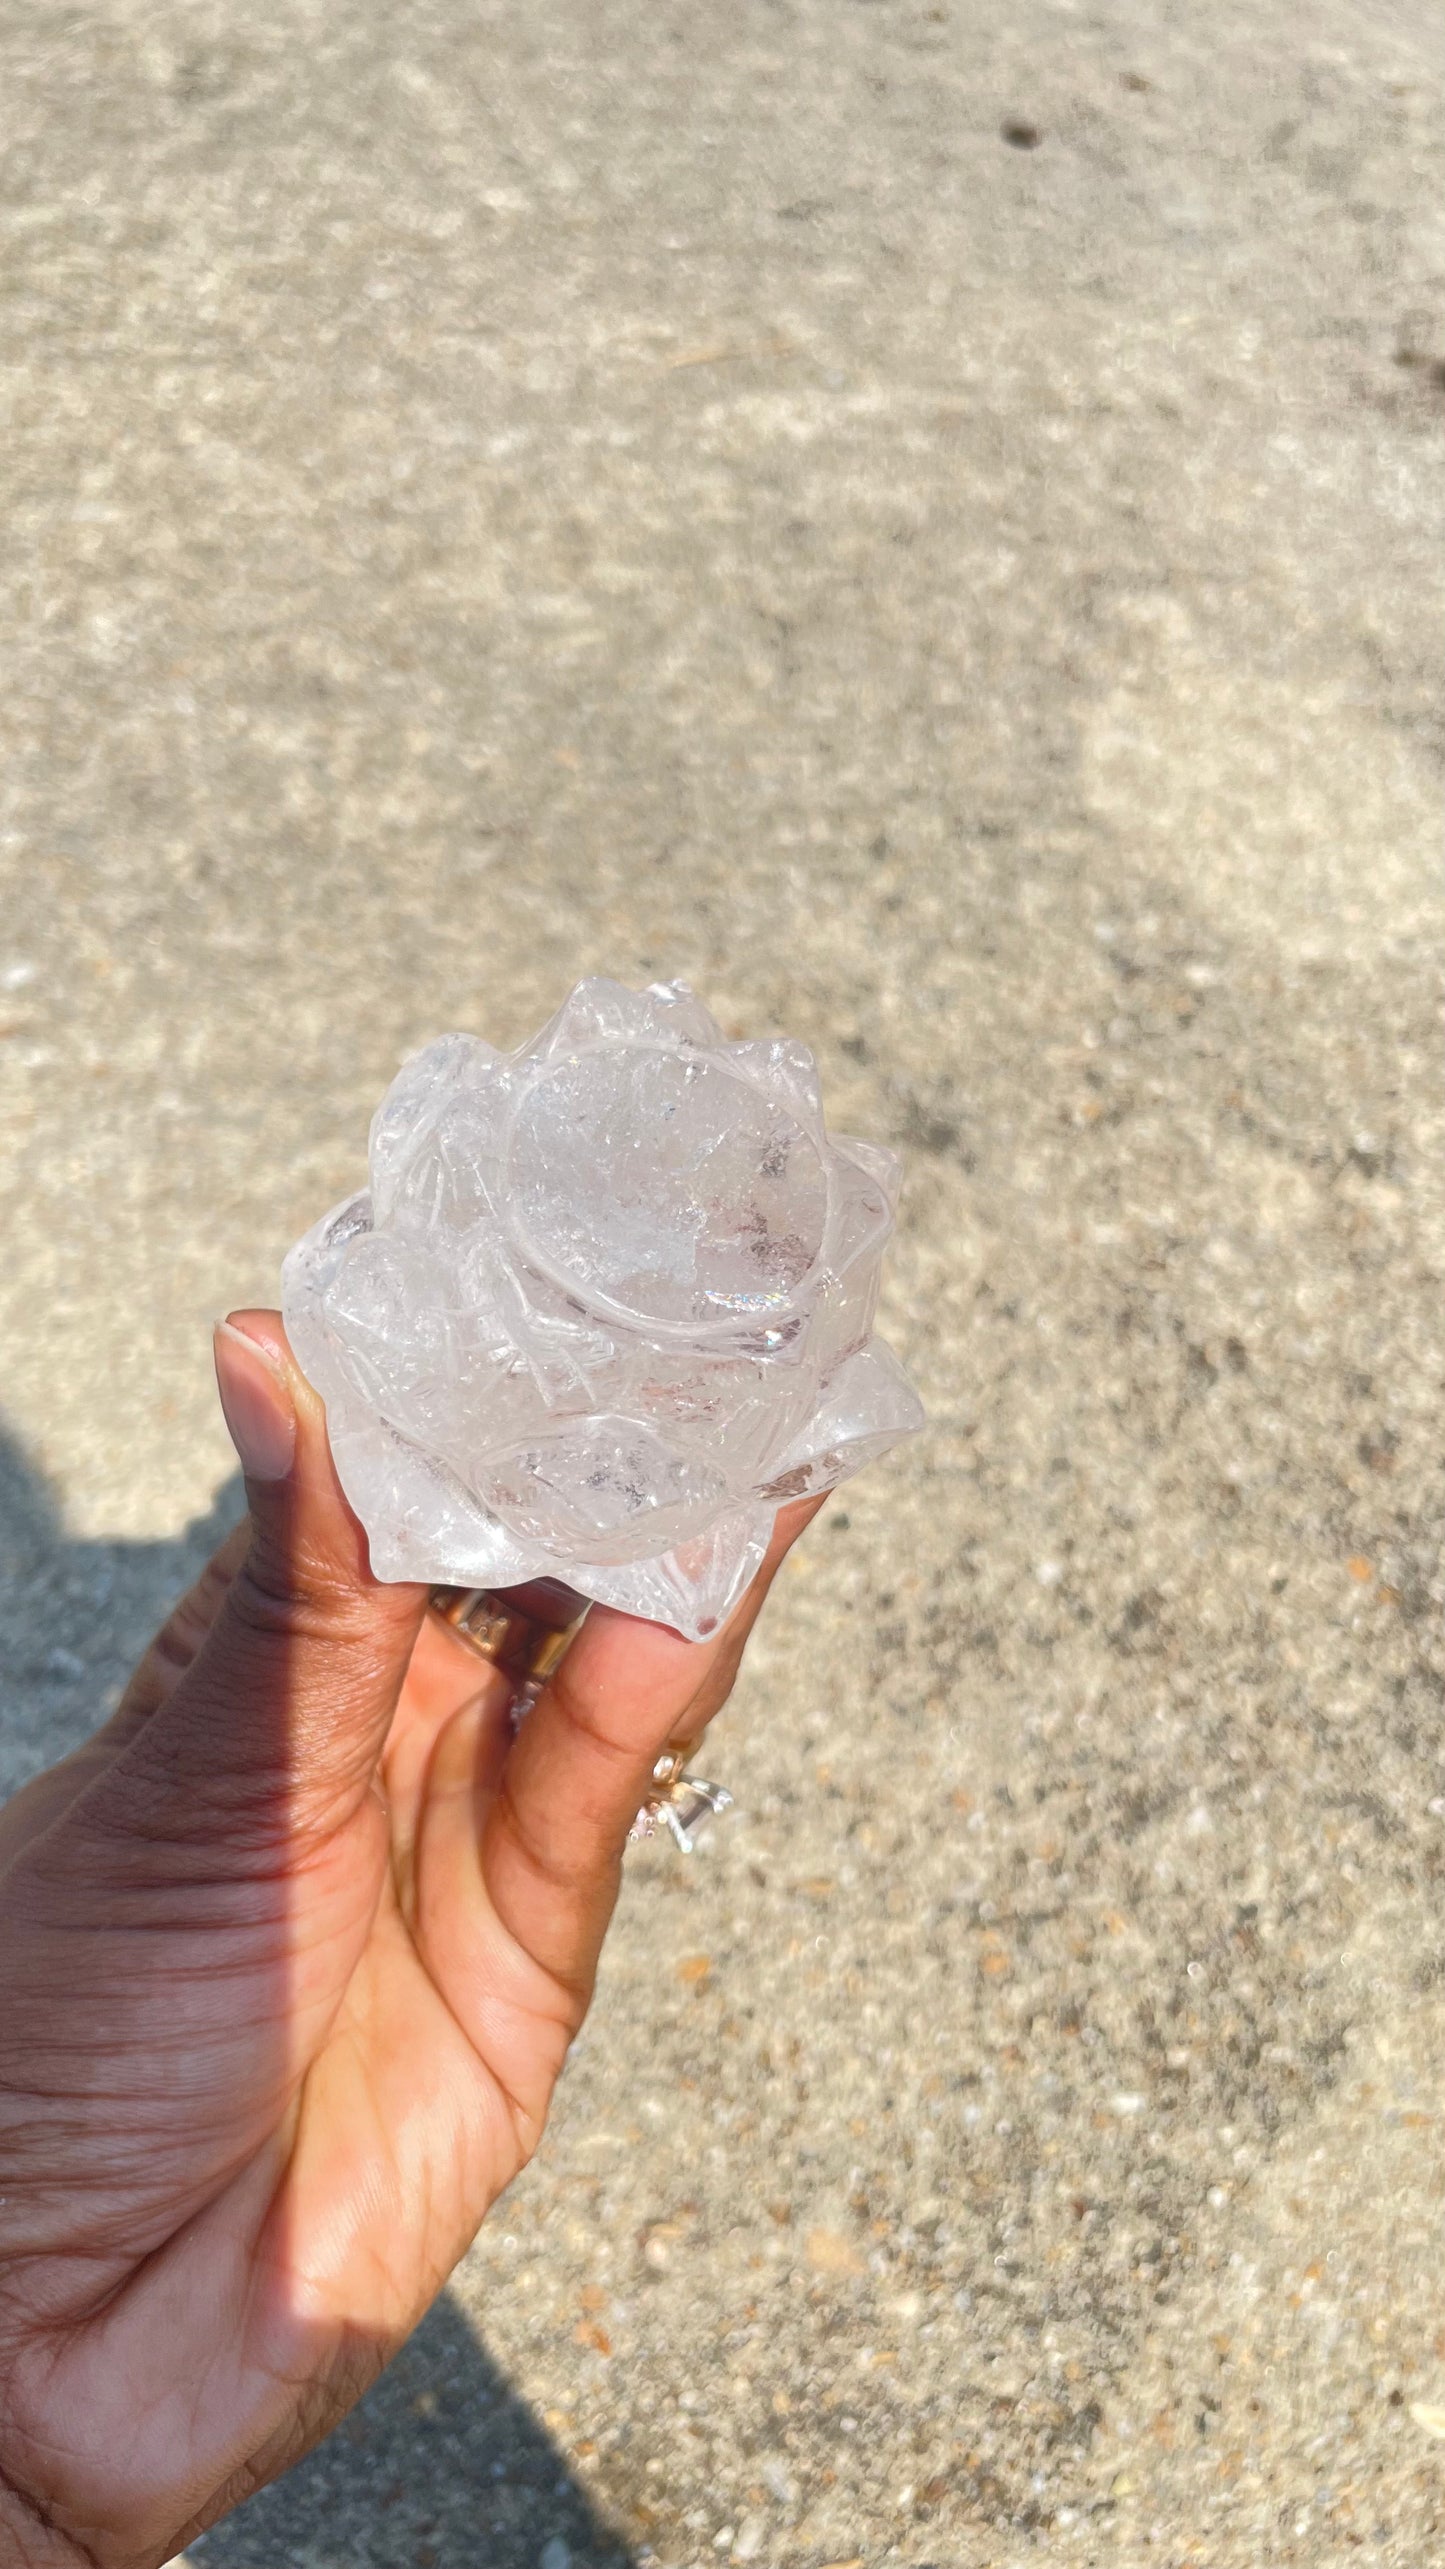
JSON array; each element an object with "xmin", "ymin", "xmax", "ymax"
[{"xmin": 214, "ymin": 1319, "xmax": 297, "ymax": 1483}]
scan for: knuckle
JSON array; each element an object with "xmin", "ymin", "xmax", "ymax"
[
  {"xmin": 495, "ymin": 1770, "xmax": 578, "ymax": 1894},
  {"xmin": 549, "ymin": 1668, "xmax": 660, "ymax": 1773},
  {"xmin": 495, "ymin": 1765, "xmax": 624, "ymax": 1912},
  {"xmin": 225, "ymin": 1545, "xmax": 369, "ymax": 1647}
]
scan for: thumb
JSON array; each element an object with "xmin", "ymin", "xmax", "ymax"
[{"xmin": 103, "ymin": 1311, "xmax": 427, "ymax": 1851}]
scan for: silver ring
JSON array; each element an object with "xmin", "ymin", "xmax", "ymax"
[{"xmin": 629, "ymin": 1751, "xmax": 734, "ymax": 1854}]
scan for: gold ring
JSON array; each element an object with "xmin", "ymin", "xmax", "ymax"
[
  {"xmin": 428, "ymin": 1585, "xmax": 733, "ymax": 1852},
  {"xmin": 428, "ymin": 1583, "xmax": 589, "ymax": 1720}
]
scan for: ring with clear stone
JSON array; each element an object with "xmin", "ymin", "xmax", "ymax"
[{"xmin": 428, "ymin": 1586, "xmax": 732, "ymax": 1852}]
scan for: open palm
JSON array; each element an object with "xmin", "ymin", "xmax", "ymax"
[{"xmin": 0, "ymin": 1312, "xmax": 817, "ymax": 2569}]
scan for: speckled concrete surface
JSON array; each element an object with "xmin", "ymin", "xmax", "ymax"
[{"xmin": 3, "ymin": 1, "xmax": 1445, "ymax": 2562}]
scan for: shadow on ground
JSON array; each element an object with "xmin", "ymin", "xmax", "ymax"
[
  {"xmin": 0, "ymin": 1417, "xmax": 251, "ymax": 1796},
  {"xmin": 193, "ymin": 2293, "xmax": 635, "ymax": 2569},
  {"xmin": 0, "ymin": 1421, "xmax": 634, "ymax": 2569}
]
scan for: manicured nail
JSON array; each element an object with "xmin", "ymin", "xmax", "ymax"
[{"xmin": 214, "ymin": 1319, "xmax": 297, "ymax": 1482}]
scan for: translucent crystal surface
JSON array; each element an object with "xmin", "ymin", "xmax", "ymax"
[{"xmin": 282, "ymin": 978, "xmax": 924, "ymax": 1639}]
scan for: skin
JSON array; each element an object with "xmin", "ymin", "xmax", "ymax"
[{"xmin": 0, "ymin": 1312, "xmax": 822, "ymax": 2569}]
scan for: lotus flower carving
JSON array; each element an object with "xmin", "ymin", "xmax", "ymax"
[{"xmin": 283, "ymin": 978, "xmax": 923, "ymax": 1638}]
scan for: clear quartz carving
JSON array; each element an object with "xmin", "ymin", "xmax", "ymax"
[{"xmin": 282, "ymin": 978, "xmax": 924, "ymax": 1641}]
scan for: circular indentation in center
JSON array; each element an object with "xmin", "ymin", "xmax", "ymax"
[{"xmin": 507, "ymin": 1047, "xmax": 829, "ymax": 1330}]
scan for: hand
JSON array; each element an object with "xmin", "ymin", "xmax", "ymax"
[{"xmin": 0, "ymin": 1313, "xmax": 820, "ymax": 2569}]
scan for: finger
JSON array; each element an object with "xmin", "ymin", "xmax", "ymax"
[
  {"xmin": 82, "ymin": 1312, "xmax": 428, "ymax": 1858},
  {"xmin": 381, "ymin": 1597, "xmax": 519, "ymax": 1789},
  {"xmin": 645, "ymin": 1499, "xmax": 823, "ymax": 1749},
  {"xmin": 380, "ymin": 1579, "xmax": 592, "ymax": 1883},
  {"xmin": 473, "ymin": 1494, "xmax": 826, "ymax": 1993},
  {"xmin": 119, "ymin": 1519, "xmax": 252, "ymax": 1722},
  {"xmin": 382, "ymin": 1618, "xmax": 514, "ymax": 1915}
]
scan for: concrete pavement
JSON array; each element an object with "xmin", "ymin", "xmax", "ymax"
[{"xmin": 2, "ymin": 1, "xmax": 1445, "ymax": 2560}]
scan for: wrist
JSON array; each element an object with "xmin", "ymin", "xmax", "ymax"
[{"xmin": 0, "ymin": 2469, "xmax": 96, "ymax": 2569}]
